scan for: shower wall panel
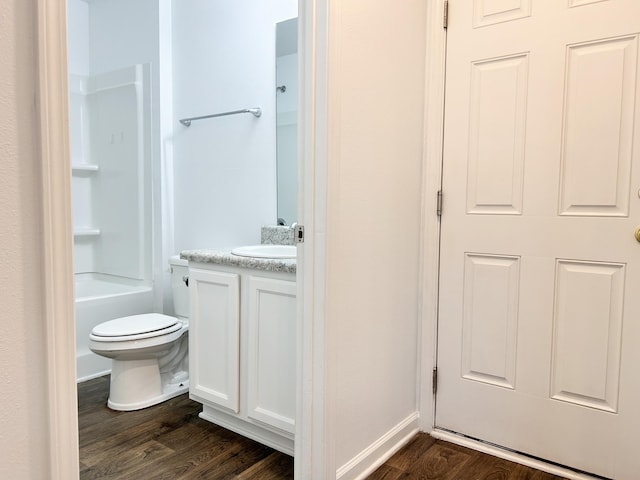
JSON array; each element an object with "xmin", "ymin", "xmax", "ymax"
[{"xmin": 88, "ymin": 65, "xmax": 152, "ymax": 281}]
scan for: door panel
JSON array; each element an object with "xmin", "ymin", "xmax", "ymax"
[
  {"xmin": 467, "ymin": 54, "xmax": 528, "ymax": 215},
  {"xmin": 246, "ymin": 276, "xmax": 297, "ymax": 434},
  {"xmin": 550, "ymin": 260, "xmax": 625, "ymax": 413},
  {"xmin": 437, "ymin": 1, "xmax": 640, "ymax": 478},
  {"xmin": 461, "ymin": 253, "xmax": 520, "ymax": 389},
  {"xmin": 472, "ymin": 0, "xmax": 532, "ymax": 28},
  {"xmin": 559, "ymin": 35, "xmax": 637, "ymax": 216},
  {"xmin": 189, "ymin": 268, "xmax": 240, "ymax": 413}
]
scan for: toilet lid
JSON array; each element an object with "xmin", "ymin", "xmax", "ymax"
[{"xmin": 91, "ymin": 313, "xmax": 179, "ymax": 337}]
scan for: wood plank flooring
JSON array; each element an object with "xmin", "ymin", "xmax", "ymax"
[
  {"xmin": 78, "ymin": 376, "xmax": 293, "ymax": 479},
  {"xmin": 78, "ymin": 376, "xmax": 567, "ymax": 479},
  {"xmin": 367, "ymin": 434, "xmax": 567, "ymax": 480}
]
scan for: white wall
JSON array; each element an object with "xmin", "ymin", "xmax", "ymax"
[
  {"xmin": 0, "ymin": 0, "xmax": 50, "ymax": 477},
  {"xmin": 324, "ymin": 0, "xmax": 427, "ymax": 475},
  {"xmin": 171, "ymin": 0, "xmax": 298, "ymax": 252},
  {"xmin": 88, "ymin": 0, "xmax": 159, "ymax": 76},
  {"xmin": 67, "ymin": 0, "xmax": 89, "ymax": 76}
]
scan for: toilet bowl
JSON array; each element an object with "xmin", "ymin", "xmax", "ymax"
[{"xmin": 88, "ymin": 256, "xmax": 190, "ymax": 411}]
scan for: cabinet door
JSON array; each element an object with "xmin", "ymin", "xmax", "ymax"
[
  {"xmin": 189, "ymin": 268, "xmax": 240, "ymax": 413},
  {"xmin": 246, "ymin": 276, "xmax": 296, "ymax": 434}
]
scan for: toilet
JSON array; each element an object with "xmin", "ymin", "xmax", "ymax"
[{"xmin": 89, "ymin": 256, "xmax": 190, "ymax": 411}]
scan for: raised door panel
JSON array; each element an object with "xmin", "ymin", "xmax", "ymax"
[
  {"xmin": 472, "ymin": 0, "xmax": 531, "ymax": 28},
  {"xmin": 189, "ymin": 267, "xmax": 240, "ymax": 413},
  {"xmin": 246, "ymin": 276, "xmax": 296, "ymax": 434},
  {"xmin": 467, "ymin": 54, "xmax": 528, "ymax": 215},
  {"xmin": 462, "ymin": 254, "xmax": 521, "ymax": 389},
  {"xmin": 551, "ymin": 260, "xmax": 625, "ymax": 412},
  {"xmin": 559, "ymin": 35, "xmax": 638, "ymax": 216}
]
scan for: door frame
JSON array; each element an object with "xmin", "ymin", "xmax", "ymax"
[
  {"xmin": 37, "ymin": 1, "xmax": 327, "ymax": 479},
  {"xmin": 37, "ymin": 0, "xmax": 79, "ymax": 479},
  {"xmin": 37, "ymin": 0, "xmax": 446, "ymax": 476},
  {"xmin": 418, "ymin": 0, "xmax": 447, "ymax": 433},
  {"xmin": 295, "ymin": 0, "xmax": 331, "ymax": 478}
]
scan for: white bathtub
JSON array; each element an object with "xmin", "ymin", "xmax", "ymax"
[{"xmin": 75, "ymin": 273, "xmax": 154, "ymax": 382}]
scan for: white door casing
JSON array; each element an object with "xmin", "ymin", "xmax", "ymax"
[
  {"xmin": 437, "ymin": 1, "xmax": 640, "ymax": 479},
  {"xmin": 38, "ymin": 0, "xmax": 80, "ymax": 478}
]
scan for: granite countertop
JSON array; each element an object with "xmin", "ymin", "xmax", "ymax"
[{"xmin": 180, "ymin": 248, "xmax": 296, "ymax": 274}]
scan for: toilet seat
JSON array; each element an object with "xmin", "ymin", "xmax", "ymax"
[{"xmin": 90, "ymin": 313, "xmax": 182, "ymax": 342}]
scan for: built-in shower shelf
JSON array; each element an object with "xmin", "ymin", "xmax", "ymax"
[
  {"xmin": 74, "ymin": 228, "xmax": 101, "ymax": 238},
  {"xmin": 72, "ymin": 164, "xmax": 99, "ymax": 174}
]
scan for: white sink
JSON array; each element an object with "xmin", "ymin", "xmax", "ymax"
[{"xmin": 230, "ymin": 244, "xmax": 296, "ymax": 259}]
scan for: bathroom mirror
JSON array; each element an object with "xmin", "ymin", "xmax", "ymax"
[{"xmin": 275, "ymin": 17, "xmax": 298, "ymax": 226}]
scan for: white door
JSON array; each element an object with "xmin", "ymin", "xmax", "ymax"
[{"xmin": 436, "ymin": 1, "xmax": 640, "ymax": 478}]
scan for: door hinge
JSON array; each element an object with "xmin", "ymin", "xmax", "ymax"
[
  {"xmin": 293, "ymin": 223, "xmax": 305, "ymax": 243},
  {"xmin": 443, "ymin": 1, "xmax": 449, "ymax": 29},
  {"xmin": 432, "ymin": 367, "xmax": 438, "ymax": 395},
  {"xmin": 436, "ymin": 190, "xmax": 443, "ymax": 217}
]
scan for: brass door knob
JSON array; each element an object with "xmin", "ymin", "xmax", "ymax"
[{"xmin": 636, "ymin": 227, "xmax": 640, "ymax": 243}]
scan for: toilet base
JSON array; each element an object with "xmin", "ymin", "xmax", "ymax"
[
  {"xmin": 107, "ymin": 356, "xmax": 189, "ymax": 411},
  {"xmin": 108, "ymin": 379, "xmax": 189, "ymax": 411}
]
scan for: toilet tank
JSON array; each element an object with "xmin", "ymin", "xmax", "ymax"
[{"xmin": 169, "ymin": 255, "xmax": 190, "ymax": 319}]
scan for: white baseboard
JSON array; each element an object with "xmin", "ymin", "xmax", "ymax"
[
  {"xmin": 336, "ymin": 412, "xmax": 420, "ymax": 480},
  {"xmin": 430, "ymin": 429, "xmax": 599, "ymax": 480}
]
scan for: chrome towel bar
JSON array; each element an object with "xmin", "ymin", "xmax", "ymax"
[{"xmin": 179, "ymin": 107, "xmax": 262, "ymax": 127}]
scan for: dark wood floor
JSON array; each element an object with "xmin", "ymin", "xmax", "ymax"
[
  {"xmin": 78, "ymin": 376, "xmax": 566, "ymax": 479},
  {"xmin": 78, "ymin": 376, "xmax": 293, "ymax": 479},
  {"xmin": 367, "ymin": 434, "xmax": 567, "ymax": 480}
]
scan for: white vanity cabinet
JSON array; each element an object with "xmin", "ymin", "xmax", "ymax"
[{"xmin": 188, "ymin": 262, "xmax": 296, "ymax": 455}]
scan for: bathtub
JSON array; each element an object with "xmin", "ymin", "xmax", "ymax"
[{"xmin": 75, "ymin": 273, "xmax": 155, "ymax": 382}]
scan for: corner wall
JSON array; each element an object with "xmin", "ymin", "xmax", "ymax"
[{"xmin": 324, "ymin": 0, "xmax": 427, "ymax": 476}]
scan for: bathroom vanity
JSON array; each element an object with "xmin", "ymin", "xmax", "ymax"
[{"xmin": 181, "ymin": 248, "xmax": 296, "ymax": 455}]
